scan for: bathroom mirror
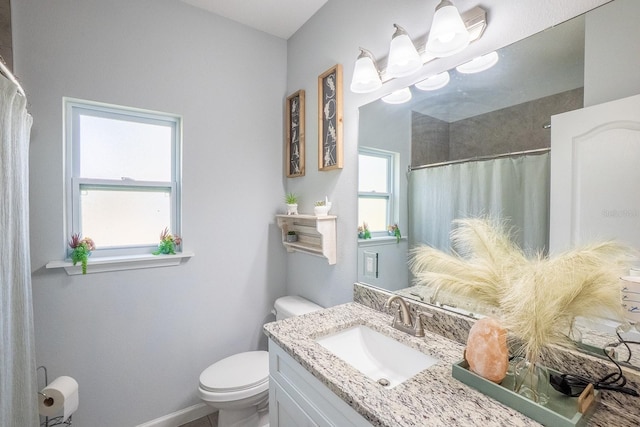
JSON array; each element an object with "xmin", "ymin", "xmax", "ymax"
[
  {"xmin": 357, "ymin": 13, "xmax": 585, "ymax": 291},
  {"xmin": 357, "ymin": 0, "xmax": 640, "ymax": 370}
]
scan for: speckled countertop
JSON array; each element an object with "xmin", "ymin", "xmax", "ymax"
[{"xmin": 263, "ymin": 302, "xmax": 638, "ymax": 427}]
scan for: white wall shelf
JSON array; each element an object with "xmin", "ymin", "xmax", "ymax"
[
  {"xmin": 276, "ymin": 214, "xmax": 337, "ymax": 265},
  {"xmin": 46, "ymin": 251, "xmax": 194, "ymax": 275}
]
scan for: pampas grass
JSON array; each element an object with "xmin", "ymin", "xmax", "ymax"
[{"xmin": 409, "ymin": 218, "xmax": 635, "ymax": 363}]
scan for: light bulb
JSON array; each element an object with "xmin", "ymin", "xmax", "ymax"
[
  {"xmin": 387, "ymin": 24, "xmax": 422, "ymax": 78},
  {"xmin": 425, "ymin": 0, "xmax": 470, "ymax": 58}
]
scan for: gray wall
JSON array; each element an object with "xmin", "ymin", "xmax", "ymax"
[
  {"xmin": 584, "ymin": 0, "xmax": 640, "ymax": 106},
  {"xmin": 13, "ymin": 0, "xmax": 286, "ymax": 425}
]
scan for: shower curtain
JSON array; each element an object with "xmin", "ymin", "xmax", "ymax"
[
  {"xmin": 408, "ymin": 152, "xmax": 550, "ymax": 254},
  {"xmin": 0, "ymin": 75, "xmax": 38, "ymax": 426}
]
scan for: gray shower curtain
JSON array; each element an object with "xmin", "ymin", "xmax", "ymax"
[
  {"xmin": 408, "ymin": 152, "xmax": 550, "ymax": 254},
  {"xmin": 0, "ymin": 75, "xmax": 38, "ymax": 426}
]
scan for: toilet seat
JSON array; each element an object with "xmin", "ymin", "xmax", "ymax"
[{"xmin": 199, "ymin": 351, "xmax": 269, "ymax": 402}]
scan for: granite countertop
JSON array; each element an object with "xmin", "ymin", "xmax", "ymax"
[{"xmin": 264, "ymin": 302, "xmax": 542, "ymax": 427}]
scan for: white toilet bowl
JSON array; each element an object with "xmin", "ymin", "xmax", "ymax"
[
  {"xmin": 198, "ymin": 296, "xmax": 322, "ymax": 427},
  {"xmin": 198, "ymin": 351, "xmax": 269, "ymax": 427}
]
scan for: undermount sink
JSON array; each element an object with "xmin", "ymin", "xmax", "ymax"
[{"xmin": 316, "ymin": 325, "xmax": 439, "ymax": 388}]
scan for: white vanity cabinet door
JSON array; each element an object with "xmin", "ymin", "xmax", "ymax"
[
  {"xmin": 270, "ymin": 382, "xmax": 319, "ymax": 427},
  {"xmin": 268, "ymin": 339, "xmax": 373, "ymax": 427},
  {"xmin": 550, "ymin": 93, "xmax": 640, "ymax": 254}
]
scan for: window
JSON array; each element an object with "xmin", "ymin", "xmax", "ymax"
[
  {"xmin": 65, "ymin": 99, "xmax": 181, "ymax": 257},
  {"xmin": 358, "ymin": 147, "xmax": 397, "ymax": 236}
]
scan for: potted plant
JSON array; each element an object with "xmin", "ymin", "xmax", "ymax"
[
  {"xmin": 409, "ymin": 218, "xmax": 634, "ymax": 403},
  {"xmin": 388, "ymin": 224, "xmax": 401, "ymax": 243},
  {"xmin": 358, "ymin": 222, "xmax": 371, "ymax": 239},
  {"xmin": 313, "ymin": 200, "xmax": 331, "ymax": 216},
  {"xmin": 68, "ymin": 233, "xmax": 95, "ymax": 274},
  {"xmin": 152, "ymin": 227, "xmax": 182, "ymax": 255},
  {"xmin": 285, "ymin": 192, "xmax": 299, "ymax": 215},
  {"xmin": 286, "ymin": 230, "xmax": 298, "ymax": 242}
]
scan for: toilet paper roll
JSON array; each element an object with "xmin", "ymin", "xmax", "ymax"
[{"xmin": 38, "ymin": 376, "xmax": 79, "ymax": 421}]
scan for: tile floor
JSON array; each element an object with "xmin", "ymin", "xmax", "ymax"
[{"xmin": 178, "ymin": 412, "xmax": 218, "ymax": 427}]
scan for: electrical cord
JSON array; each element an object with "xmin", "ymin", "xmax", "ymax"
[
  {"xmin": 550, "ymin": 334, "xmax": 640, "ymax": 397},
  {"xmin": 616, "ymin": 327, "xmax": 640, "ymax": 364}
]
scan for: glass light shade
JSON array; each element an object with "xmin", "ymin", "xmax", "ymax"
[
  {"xmin": 350, "ymin": 51, "xmax": 382, "ymax": 93},
  {"xmin": 382, "ymin": 88, "xmax": 412, "ymax": 104},
  {"xmin": 425, "ymin": 1, "xmax": 470, "ymax": 57},
  {"xmin": 415, "ymin": 71, "xmax": 450, "ymax": 91},
  {"xmin": 386, "ymin": 25, "xmax": 422, "ymax": 78},
  {"xmin": 456, "ymin": 51, "xmax": 499, "ymax": 74}
]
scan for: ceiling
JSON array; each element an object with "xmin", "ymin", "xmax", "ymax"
[{"xmin": 179, "ymin": 0, "xmax": 328, "ymax": 39}]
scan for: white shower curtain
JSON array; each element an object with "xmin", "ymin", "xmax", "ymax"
[
  {"xmin": 408, "ymin": 152, "xmax": 550, "ymax": 255},
  {"xmin": 0, "ymin": 75, "xmax": 38, "ymax": 426}
]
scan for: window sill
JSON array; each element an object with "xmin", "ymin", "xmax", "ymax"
[
  {"xmin": 45, "ymin": 251, "xmax": 194, "ymax": 275},
  {"xmin": 357, "ymin": 236, "xmax": 406, "ymax": 247}
]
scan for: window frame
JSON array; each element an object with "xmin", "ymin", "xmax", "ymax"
[
  {"xmin": 358, "ymin": 147, "xmax": 396, "ymax": 237},
  {"xmin": 64, "ymin": 98, "xmax": 182, "ymax": 258}
]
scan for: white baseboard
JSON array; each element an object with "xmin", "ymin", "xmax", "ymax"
[{"xmin": 136, "ymin": 403, "xmax": 215, "ymax": 427}]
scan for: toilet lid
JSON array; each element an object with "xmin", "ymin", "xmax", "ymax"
[{"xmin": 199, "ymin": 351, "xmax": 269, "ymax": 393}]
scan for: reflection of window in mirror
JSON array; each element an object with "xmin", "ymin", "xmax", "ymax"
[{"xmin": 358, "ymin": 147, "xmax": 398, "ymax": 236}]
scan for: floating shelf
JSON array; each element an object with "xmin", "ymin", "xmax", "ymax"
[{"xmin": 276, "ymin": 214, "xmax": 337, "ymax": 265}]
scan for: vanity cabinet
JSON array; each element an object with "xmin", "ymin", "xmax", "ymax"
[
  {"xmin": 268, "ymin": 339, "xmax": 371, "ymax": 427},
  {"xmin": 276, "ymin": 214, "xmax": 337, "ymax": 265}
]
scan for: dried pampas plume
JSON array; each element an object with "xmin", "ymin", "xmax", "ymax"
[{"xmin": 409, "ymin": 218, "xmax": 635, "ymax": 363}]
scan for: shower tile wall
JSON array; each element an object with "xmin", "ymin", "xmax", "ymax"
[
  {"xmin": 411, "ymin": 112, "xmax": 450, "ymax": 165},
  {"xmin": 411, "ymin": 87, "xmax": 583, "ymax": 166}
]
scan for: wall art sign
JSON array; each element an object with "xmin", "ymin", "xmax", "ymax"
[
  {"xmin": 285, "ymin": 90, "xmax": 305, "ymax": 177},
  {"xmin": 318, "ymin": 64, "xmax": 343, "ymax": 171}
]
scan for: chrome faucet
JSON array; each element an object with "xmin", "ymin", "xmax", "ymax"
[{"xmin": 384, "ymin": 295, "xmax": 432, "ymax": 337}]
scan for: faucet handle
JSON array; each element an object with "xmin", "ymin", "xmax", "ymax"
[{"xmin": 414, "ymin": 311, "xmax": 434, "ymax": 338}]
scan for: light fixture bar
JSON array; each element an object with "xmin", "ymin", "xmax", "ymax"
[{"xmin": 378, "ymin": 6, "xmax": 486, "ymax": 83}]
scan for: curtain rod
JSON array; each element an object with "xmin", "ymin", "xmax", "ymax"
[
  {"xmin": 408, "ymin": 147, "xmax": 550, "ymax": 171},
  {"xmin": 0, "ymin": 56, "xmax": 26, "ymax": 97}
]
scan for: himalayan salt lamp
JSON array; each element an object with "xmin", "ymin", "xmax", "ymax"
[{"xmin": 466, "ymin": 317, "xmax": 509, "ymax": 383}]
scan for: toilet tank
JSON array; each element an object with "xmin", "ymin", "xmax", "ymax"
[{"xmin": 274, "ymin": 296, "xmax": 322, "ymax": 320}]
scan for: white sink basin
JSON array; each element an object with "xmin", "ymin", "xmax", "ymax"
[{"xmin": 316, "ymin": 325, "xmax": 439, "ymax": 388}]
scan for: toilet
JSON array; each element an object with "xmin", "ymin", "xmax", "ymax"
[{"xmin": 198, "ymin": 296, "xmax": 322, "ymax": 427}]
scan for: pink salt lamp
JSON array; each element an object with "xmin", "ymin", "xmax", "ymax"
[{"xmin": 465, "ymin": 317, "xmax": 509, "ymax": 383}]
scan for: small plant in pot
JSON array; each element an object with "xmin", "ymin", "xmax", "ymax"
[
  {"xmin": 358, "ymin": 222, "xmax": 371, "ymax": 239},
  {"xmin": 388, "ymin": 224, "xmax": 401, "ymax": 243},
  {"xmin": 286, "ymin": 230, "xmax": 298, "ymax": 242},
  {"xmin": 285, "ymin": 192, "xmax": 298, "ymax": 215},
  {"xmin": 313, "ymin": 200, "xmax": 331, "ymax": 216},
  {"xmin": 152, "ymin": 227, "xmax": 182, "ymax": 255},
  {"xmin": 68, "ymin": 233, "xmax": 95, "ymax": 274}
]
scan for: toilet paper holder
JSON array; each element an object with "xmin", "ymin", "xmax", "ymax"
[{"xmin": 37, "ymin": 366, "xmax": 73, "ymax": 427}]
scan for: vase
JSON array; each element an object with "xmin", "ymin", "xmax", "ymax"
[
  {"xmin": 512, "ymin": 358, "xmax": 550, "ymax": 405},
  {"xmin": 286, "ymin": 203, "xmax": 298, "ymax": 215},
  {"xmin": 314, "ymin": 206, "xmax": 329, "ymax": 216}
]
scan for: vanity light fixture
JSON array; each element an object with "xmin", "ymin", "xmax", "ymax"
[
  {"xmin": 386, "ymin": 24, "xmax": 422, "ymax": 78},
  {"xmin": 349, "ymin": 6, "xmax": 487, "ymax": 93},
  {"xmin": 350, "ymin": 48, "xmax": 383, "ymax": 93},
  {"xmin": 381, "ymin": 87, "xmax": 412, "ymax": 104},
  {"xmin": 425, "ymin": 0, "xmax": 470, "ymax": 58},
  {"xmin": 415, "ymin": 71, "xmax": 450, "ymax": 91},
  {"xmin": 455, "ymin": 51, "xmax": 499, "ymax": 73}
]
